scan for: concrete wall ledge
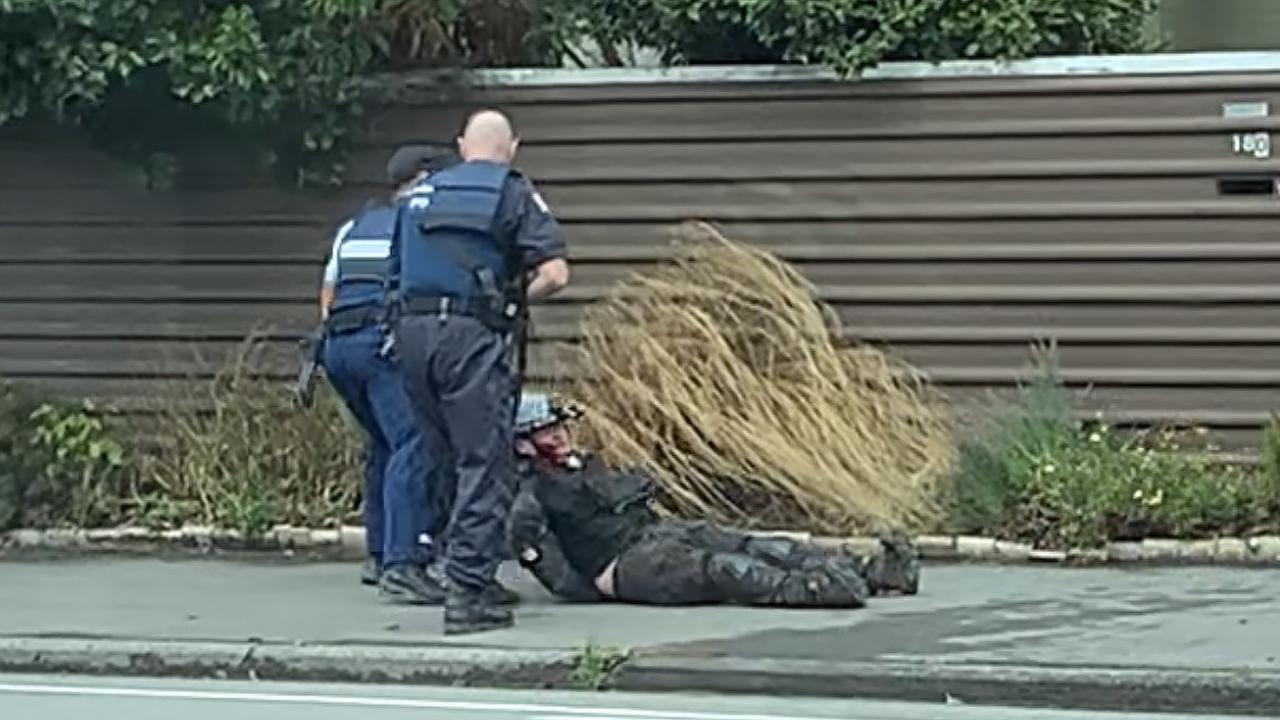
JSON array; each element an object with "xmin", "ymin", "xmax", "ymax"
[{"xmin": 4, "ymin": 526, "xmax": 1280, "ymax": 566}]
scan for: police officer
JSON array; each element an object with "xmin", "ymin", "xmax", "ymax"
[
  {"xmin": 391, "ymin": 109, "xmax": 570, "ymax": 635},
  {"xmin": 319, "ymin": 145, "xmax": 458, "ymax": 605}
]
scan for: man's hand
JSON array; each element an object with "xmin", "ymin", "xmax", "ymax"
[{"xmin": 527, "ymin": 258, "xmax": 569, "ymax": 302}]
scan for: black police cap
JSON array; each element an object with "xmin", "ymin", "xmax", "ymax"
[{"xmin": 385, "ymin": 145, "xmax": 459, "ymax": 187}]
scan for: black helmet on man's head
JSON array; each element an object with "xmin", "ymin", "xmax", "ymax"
[{"xmin": 385, "ymin": 145, "xmax": 460, "ymax": 187}]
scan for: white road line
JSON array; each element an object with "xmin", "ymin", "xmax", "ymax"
[
  {"xmin": 0, "ymin": 683, "xmax": 846, "ymax": 720},
  {"xmin": 532, "ymin": 716, "xmax": 693, "ymax": 720}
]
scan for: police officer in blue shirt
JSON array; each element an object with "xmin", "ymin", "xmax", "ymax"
[
  {"xmin": 319, "ymin": 145, "xmax": 459, "ymax": 605},
  {"xmin": 392, "ymin": 109, "xmax": 570, "ymax": 635}
]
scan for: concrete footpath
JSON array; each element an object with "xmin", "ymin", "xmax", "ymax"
[{"xmin": 1, "ymin": 557, "xmax": 1278, "ymax": 716}]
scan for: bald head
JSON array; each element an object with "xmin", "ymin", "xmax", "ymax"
[{"xmin": 457, "ymin": 109, "xmax": 520, "ymax": 164}]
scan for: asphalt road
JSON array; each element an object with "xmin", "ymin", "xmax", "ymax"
[{"xmin": 0, "ymin": 674, "xmax": 1256, "ymax": 720}]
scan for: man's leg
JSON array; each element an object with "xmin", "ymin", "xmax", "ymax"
[
  {"xmin": 672, "ymin": 519, "xmax": 921, "ymax": 597},
  {"xmin": 367, "ymin": 349, "xmax": 445, "ymax": 605},
  {"xmin": 614, "ymin": 525, "xmax": 868, "ymax": 608},
  {"xmin": 743, "ymin": 531, "xmax": 921, "ymax": 596},
  {"xmin": 322, "ymin": 331, "xmax": 387, "ymax": 586},
  {"xmin": 428, "ymin": 317, "xmax": 519, "ymax": 635}
]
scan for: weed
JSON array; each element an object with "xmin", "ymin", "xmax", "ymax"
[
  {"xmin": 0, "ymin": 383, "xmax": 135, "ymax": 531},
  {"xmin": 136, "ymin": 334, "xmax": 362, "ymax": 537},
  {"xmin": 570, "ymin": 641, "xmax": 629, "ymax": 690}
]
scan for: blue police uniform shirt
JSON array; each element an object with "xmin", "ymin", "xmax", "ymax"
[
  {"xmin": 394, "ymin": 162, "xmax": 565, "ymax": 302},
  {"xmin": 496, "ymin": 170, "xmax": 568, "ymax": 270}
]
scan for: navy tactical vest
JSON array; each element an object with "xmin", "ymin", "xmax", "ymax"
[
  {"xmin": 331, "ymin": 204, "xmax": 397, "ymax": 316},
  {"xmin": 397, "ymin": 160, "xmax": 512, "ymax": 308}
]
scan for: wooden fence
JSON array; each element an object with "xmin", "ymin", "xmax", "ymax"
[{"xmin": 3, "ymin": 52, "xmax": 1280, "ymax": 447}]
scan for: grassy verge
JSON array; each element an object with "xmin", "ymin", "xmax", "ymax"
[
  {"xmin": 943, "ymin": 343, "xmax": 1280, "ymax": 550},
  {"xmin": 0, "ymin": 338, "xmax": 361, "ymax": 537},
  {"xmin": 4, "ymin": 337, "xmax": 1279, "ymax": 552}
]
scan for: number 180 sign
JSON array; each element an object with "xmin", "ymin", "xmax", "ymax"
[{"xmin": 1224, "ymin": 101, "xmax": 1272, "ymax": 159}]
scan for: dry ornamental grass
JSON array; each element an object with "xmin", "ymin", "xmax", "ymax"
[{"xmin": 568, "ymin": 222, "xmax": 954, "ymax": 535}]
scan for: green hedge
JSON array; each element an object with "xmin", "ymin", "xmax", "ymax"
[
  {"xmin": 1, "ymin": 0, "xmax": 1163, "ymax": 185},
  {"xmin": 556, "ymin": 0, "xmax": 1162, "ymax": 74}
]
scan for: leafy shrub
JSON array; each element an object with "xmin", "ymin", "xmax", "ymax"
[
  {"xmin": 0, "ymin": 382, "xmax": 42, "ymax": 530},
  {"xmin": 136, "ymin": 337, "xmax": 363, "ymax": 537},
  {"xmin": 558, "ymin": 0, "xmax": 1163, "ymax": 74},
  {"xmin": 945, "ymin": 344, "xmax": 1278, "ymax": 549},
  {"xmin": 1262, "ymin": 413, "xmax": 1280, "ymax": 499},
  {"xmin": 0, "ymin": 382, "xmax": 135, "ymax": 531},
  {"xmin": 945, "ymin": 344, "xmax": 1073, "ymax": 535},
  {"xmin": 0, "ymin": 0, "xmax": 558, "ymax": 186}
]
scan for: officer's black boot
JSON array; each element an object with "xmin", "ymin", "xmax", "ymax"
[
  {"xmin": 483, "ymin": 580, "xmax": 521, "ymax": 607},
  {"xmin": 861, "ymin": 531, "xmax": 921, "ymax": 596},
  {"xmin": 444, "ymin": 585, "xmax": 514, "ymax": 636},
  {"xmin": 427, "ymin": 559, "xmax": 519, "ymax": 606},
  {"xmin": 361, "ymin": 556, "xmax": 383, "ymax": 586},
  {"xmin": 379, "ymin": 563, "xmax": 446, "ymax": 605}
]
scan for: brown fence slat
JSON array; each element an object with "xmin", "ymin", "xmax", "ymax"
[
  {"xmin": 0, "ymin": 301, "xmax": 315, "ymax": 338},
  {"xmin": 351, "ymin": 137, "xmax": 1280, "ymax": 183},
  {"xmin": 0, "ymin": 264, "xmax": 322, "ymax": 301},
  {"xmin": 366, "ymin": 80, "xmax": 1280, "ymax": 143},
  {"xmin": 0, "ymin": 226, "xmax": 331, "ymax": 260}
]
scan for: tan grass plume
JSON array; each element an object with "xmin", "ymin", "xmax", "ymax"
[{"xmin": 569, "ymin": 222, "xmax": 953, "ymax": 534}]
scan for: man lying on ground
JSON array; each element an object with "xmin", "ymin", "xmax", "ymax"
[{"xmin": 506, "ymin": 392, "xmax": 920, "ymax": 607}]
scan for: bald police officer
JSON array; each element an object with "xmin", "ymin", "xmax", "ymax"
[
  {"xmin": 391, "ymin": 109, "xmax": 570, "ymax": 635},
  {"xmin": 320, "ymin": 146, "xmax": 457, "ymax": 605}
]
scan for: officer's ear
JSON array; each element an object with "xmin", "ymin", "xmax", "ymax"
[{"xmin": 509, "ymin": 136, "xmax": 520, "ymax": 159}]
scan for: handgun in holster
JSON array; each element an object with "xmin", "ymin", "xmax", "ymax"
[{"xmin": 476, "ymin": 266, "xmax": 530, "ymax": 382}]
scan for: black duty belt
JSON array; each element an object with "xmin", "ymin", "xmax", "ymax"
[
  {"xmin": 400, "ymin": 295, "xmax": 518, "ymax": 331},
  {"xmin": 325, "ymin": 305, "xmax": 381, "ymax": 334}
]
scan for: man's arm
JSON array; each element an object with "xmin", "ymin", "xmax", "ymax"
[
  {"xmin": 508, "ymin": 479, "xmax": 603, "ymax": 603},
  {"xmin": 506, "ymin": 175, "xmax": 570, "ymax": 301},
  {"xmin": 319, "ymin": 219, "xmax": 355, "ymax": 320}
]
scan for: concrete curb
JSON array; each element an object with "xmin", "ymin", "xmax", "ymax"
[
  {"xmin": 5, "ymin": 526, "xmax": 1280, "ymax": 566},
  {"xmin": 613, "ymin": 655, "xmax": 1280, "ymax": 717},
  {"xmin": 0, "ymin": 637, "xmax": 578, "ymax": 687},
  {"xmin": 0, "ymin": 526, "xmax": 370, "ymax": 560},
  {"xmin": 1, "ymin": 637, "xmax": 1277, "ymax": 716}
]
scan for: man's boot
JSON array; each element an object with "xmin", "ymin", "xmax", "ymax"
[
  {"xmin": 861, "ymin": 531, "xmax": 921, "ymax": 596},
  {"xmin": 379, "ymin": 563, "xmax": 446, "ymax": 605},
  {"xmin": 483, "ymin": 580, "xmax": 521, "ymax": 607},
  {"xmin": 428, "ymin": 559, "xmax": 519, "ymax": 607},
  {"xmin": 361, "ymin": 556, "xmax": 383, "ymax": 586},
  {"xmin": 444, "ymin": 585, "xmax": 514, "ymax": 636}
]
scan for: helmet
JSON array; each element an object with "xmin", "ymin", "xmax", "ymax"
[{"xmin": 515, "ymin": 392, "xmax": 584, "ymax": 437}]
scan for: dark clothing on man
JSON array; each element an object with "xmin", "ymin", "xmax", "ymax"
[
  {"xmin": 392, "ymin": 161, "xmax": 566, "ymax": 607},
  {"xmin": 508, "ymin": 455, "xmax": 890, "ymax": 608}
]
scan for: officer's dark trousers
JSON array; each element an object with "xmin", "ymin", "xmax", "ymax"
[
  {"xmin": 396, "ymin": 313, "xmax": 519, "ymax": 594},
  {"xmin": 612, "ymin": 521, "xmax": 869, "ymax": 608},
  {"xmin": 323, "ymin": 324, "xmax": 432, "ymax": 567}
]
